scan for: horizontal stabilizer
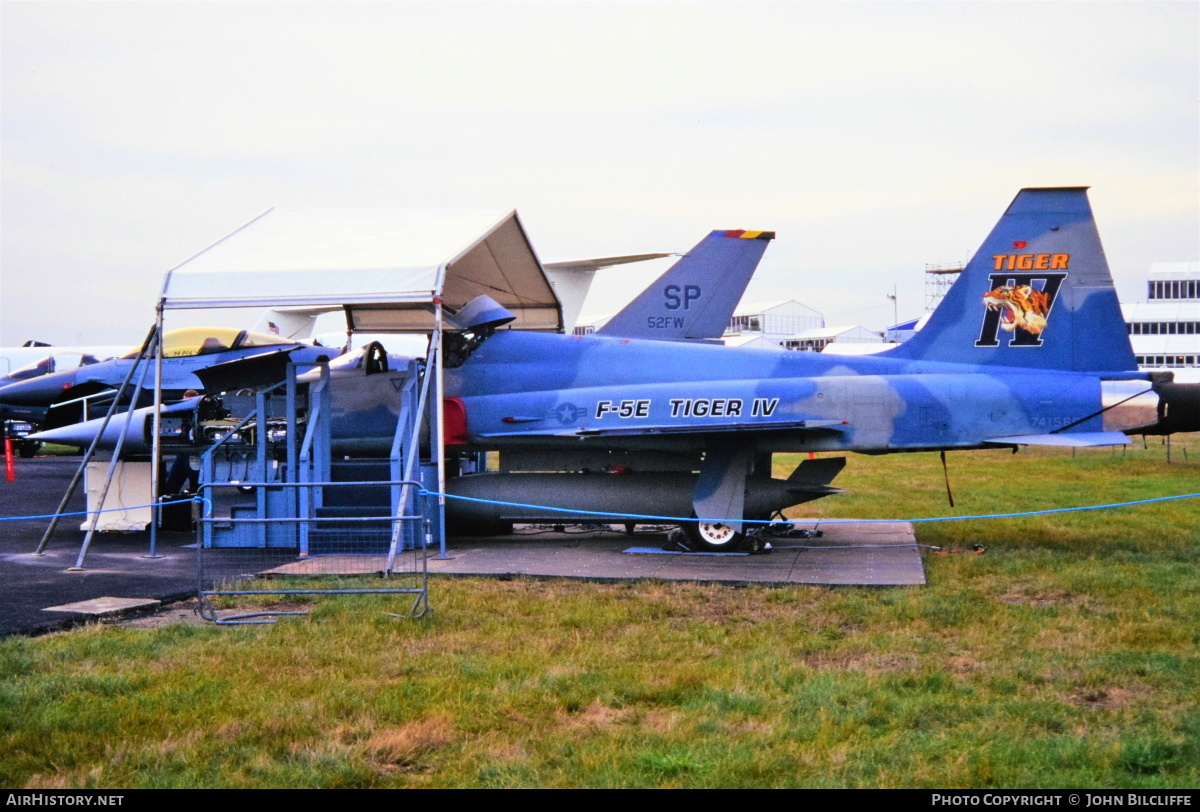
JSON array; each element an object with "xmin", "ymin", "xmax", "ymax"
[{"xmin": 984, "ymin": 431, "xmax": 1131, "ymax": 447}]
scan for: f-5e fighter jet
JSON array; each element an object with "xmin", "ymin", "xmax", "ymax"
[{"xmin": 438, "ymin": 188, "xmax": 1198, "ymax": 548}]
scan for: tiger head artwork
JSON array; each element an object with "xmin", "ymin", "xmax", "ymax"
[{"xmin": 981, "ymin": 284, "xmax": 1051, "ymax": 336}]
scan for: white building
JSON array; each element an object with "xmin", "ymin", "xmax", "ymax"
[
  {"xmin": 723, "ymin": 333, "xmax": 787, "ymax": 352},
  {"xmin": 726, "ymin": 300, "xmax": 824, "ymax": 338},
  {"xmin": 781, "ymin": 325, "xmax": 884, "ymax": 352},
  {"xmin": 572, "ymin": 315, "xmax": 609, "ymax": 336},
  {"xmin": 1122, "ymin": 262, "xmax": 1200, "ymax": 371}
]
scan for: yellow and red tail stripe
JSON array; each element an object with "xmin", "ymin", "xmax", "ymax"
[{"xmin": 721, "ymin": 230, "xmax": 775, "ymax": 240}]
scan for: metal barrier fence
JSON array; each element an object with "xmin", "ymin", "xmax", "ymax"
[{"xmin": 195, "ymin": 479, "xmax": 431, "ymax": 624}]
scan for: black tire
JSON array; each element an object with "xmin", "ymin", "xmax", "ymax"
[
  {"xmin": 682, "ymin": 518, "xmax": 745, "ymax": 552},
  {"xmin": 17, "ymin": 441, "xmax": 40, "ymax": 459}
]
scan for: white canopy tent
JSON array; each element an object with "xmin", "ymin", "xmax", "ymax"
[
  {"xmin": 159, "ymin": 208, "xmax": 563, "ymax": 332},
  {"xmin": 151, "ymin": 207, "xmax": 565, "ymax": 561}
]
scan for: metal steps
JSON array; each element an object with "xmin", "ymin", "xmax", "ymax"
[{"xmin": 307, "ymin": 459, "xmax": 394, "ymax": 554}]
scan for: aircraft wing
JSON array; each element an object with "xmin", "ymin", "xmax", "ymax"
[
  {"xmin": 542, "ymin": 253, "xmax": 674, "ymax": 334},
  {"xmin": 573, "ymin": 419, "xmax": 844, "ymax": 438},
  {"xmin": 542, "ymin": 253, "xmax": 673, "ymax": 274},
  {"xmin": 476, "ymin": 416, "xmax": 847, "ymax": 440},
  {"xmin": 191, "ymin": 347, "xmax": 306, "ymax": 393}
]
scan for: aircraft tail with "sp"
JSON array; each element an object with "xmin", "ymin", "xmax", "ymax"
[
  {"xmin": 888, "ymin": 187, "xmax": 1137, "ymax": 373},
  {"xmin": 598, "ymin": 230, "xmax": 774, "ymax": 341}
]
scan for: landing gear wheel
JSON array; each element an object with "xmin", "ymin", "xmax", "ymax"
[{"xmin": 683, "ymin": 519, "xmax": 745, "ymax": 552}]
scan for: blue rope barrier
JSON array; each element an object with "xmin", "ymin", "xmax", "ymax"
[
  {"xmin": 0, "ymin": 496, "xmax": 206, "ymax": 523},
  {"xmin": 5, "ymin": 488, "xmax": 1196, "ymax": 528},
  {"xmin": 420, "ymin": 488, "xmax": 1200, "ymax": 527}
]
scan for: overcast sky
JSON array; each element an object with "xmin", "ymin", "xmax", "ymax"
[{"xmin": 2, "ymin": 1, "xmax": 1197, "ymax": 347}]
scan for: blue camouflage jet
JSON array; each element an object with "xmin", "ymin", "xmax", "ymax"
[
  {"xmin": 0, "ymin": 327, "xmax": 336, "ymax": 431},
  {"xmin": 440, "ymin": 188, "xmax": 1199, "ymax": 548}
]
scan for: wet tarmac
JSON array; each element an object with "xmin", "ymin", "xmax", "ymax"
[{"xmin": 2, "ymin": 457, "xmax": 214, "ymax": 636}]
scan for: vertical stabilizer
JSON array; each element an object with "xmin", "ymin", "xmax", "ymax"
[
  {"xmin": 253, "ymin": 307, "xmax": 327, "ymax": 340},
  {"xmin": 889, "ymin": 188, "xmax": 1136, "ymax": 372},
  {"xmin": 599, "ymin": 230, "xmax": 774, "ymax": 340}
]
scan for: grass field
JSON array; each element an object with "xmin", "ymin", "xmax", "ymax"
[{"xmin": 2, "ymin": 435, "xmax": 1197, "ymax": 788}]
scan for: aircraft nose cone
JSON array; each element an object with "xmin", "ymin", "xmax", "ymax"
[
  {"xmin": 30, "ymin": 411, "xmax": 150, "ymax": 454},
  {"xmin": 27, "ymin": 423, "xmax": 95, "ymax": 449},
  {"xmin": 0, "ymin": 375, "xmax": 72, "ymax": 406}
]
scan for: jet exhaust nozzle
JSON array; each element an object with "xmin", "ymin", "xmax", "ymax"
[{"xmin": 1139, "ymin": 381, "xmax": 1200, "ymax": 436}]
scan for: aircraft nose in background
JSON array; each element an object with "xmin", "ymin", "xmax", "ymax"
[{"xmin": 0, "ymin": 374, "xmax": 76, "ymax": 406}]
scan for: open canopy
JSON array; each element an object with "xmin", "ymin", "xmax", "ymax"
[{"xmin": 159, "ymin": 208, "xmax": 563, "ymax": 332}]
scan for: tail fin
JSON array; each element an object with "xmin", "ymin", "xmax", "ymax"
[
  {"xmin": 889, "ymin": 188, "xmax": 1136, "ymax": 372},
  {"xmin": 598, "ymin": 230, "xmax": 774, "ymax": 340}
]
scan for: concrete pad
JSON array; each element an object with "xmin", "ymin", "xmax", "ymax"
[
  {"xmin": 254, "ymin": 521, "xmax": 926, "ymax": 586},
  {"xmin": 43, "ymin": 596, "xmax": 161, "ymax": 616},
  {"xmin": 419, "ymin": 521, "xmax": 926, "ymax": 586},
  {"xmin": 263, "ymin": 555, "xmax": 390, "ymax": 576}
]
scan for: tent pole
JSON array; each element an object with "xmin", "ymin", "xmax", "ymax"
[
  {"xmin": 72, "ymin": 332, "xmax": 158, "ymax": 570},
  {"xmin": 147, "ymin": 302, "xmax": 165, "ymax": 558},
  {"xmin": 435, "ymin": 300, "xmax": 447, "ymax": 559},
  {"xmin": 34, "ymin": 325, "xmax": 157, "ymax": 555}
]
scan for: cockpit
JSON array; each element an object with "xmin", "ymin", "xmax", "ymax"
[
  {"xmin": 4, "ymin": 351, "xmax": 101, "ymax": 381},
  {"xmin": 443, "ymin": 295, "xmax": 517, "ymax": 368},
  {"xmin": 120, "ymin": 328, "xmax": 297, "ymax": 360}
]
